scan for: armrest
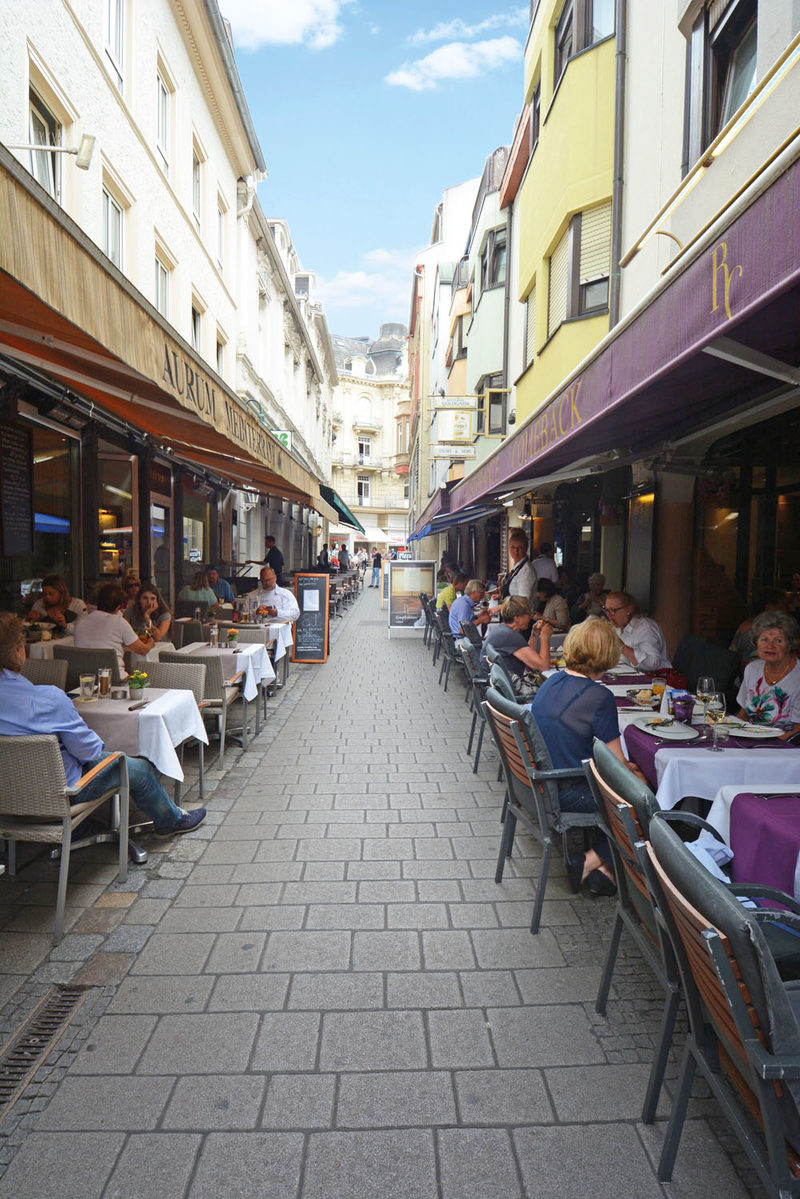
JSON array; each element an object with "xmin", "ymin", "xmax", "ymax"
[
  {"xmin": 748, "ymin": 1043, "xmax": 800, "ymax": 1080},
  {"xmin": 732, "ymin": 885, "xmax": 800, "ymax": 916},
  {"xmin": 66, "ymin": 751, "xmax": 123, "ymax": 795},
  {"xmin": 227, "ymin": 670, "xmax": 245, "ymax": 686},
  {"xmin": 532, "ymin": 767, "xmax": 587, "ymax": 781},
  {"xmin": 659, "ymin": 811, "xmax": 727, "ymax": 844}
]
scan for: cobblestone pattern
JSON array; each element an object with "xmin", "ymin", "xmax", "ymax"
[{"xmin": 0, "ymin": 588, "xmax": 764, "ymax": 1197}]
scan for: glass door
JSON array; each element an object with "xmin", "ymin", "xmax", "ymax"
[{"xmin": 150, "ymin": 496, "xmax": 173, "ymax": 604}]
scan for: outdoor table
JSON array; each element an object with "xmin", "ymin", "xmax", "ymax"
[
  {"xmin": 216, "ymin": 619, "xmax": 294, "ymax": 661},
  {"xmin": 70, "ymin": 686, "xmax": 207, "ymax": 781},
  {"xmin": 623, "ymin": 722, "xmax": 800, "ymax": 810},
  {"xmin": 27, "ymin": 633, "xmax": 74, "ymax": 659},
  {"xmin": 129, "ymin": 641, "xmax": 176, "ymax": 672},
  {"xmin": 175, "ymin": 641, "xmax": 274, "ymax": 702},
  {"xmin": 706, "ymin": 782, "xmax": 800, "ymax": 842},
  {"xmin": 728, "ymin": 792, "xmax": 800, "ymax": 900}
]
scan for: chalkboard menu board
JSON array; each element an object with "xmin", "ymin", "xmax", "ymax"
[
  {"xmin": 292, "ymin": 573, "xmax": 330, "ymax": 663},
  {"xmin": 0, "ymin": 423, "xmax": 33, "ymax": 557}
]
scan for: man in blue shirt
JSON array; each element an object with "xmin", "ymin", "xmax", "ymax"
[
  {"xmin": 449, "ymin": 579, "xmax": 490, "ymax": 637},
  {"xmin": 0, "ymin": 614, "xmax": 205, "ymax": 837},
  {"xmin": 207, "ymin": 566, "xmax": 235, "ymax": 604}
]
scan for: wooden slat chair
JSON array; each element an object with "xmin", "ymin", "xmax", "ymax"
[
  {"xmin": 435, "ymin": 608, "xmax": 466, "ymax": 694},
  {"xmin": 53, "ymin": 646, "xmax": 121, "ymax": 693},
  {"xmin": 143, "ymin": 660, "xmax": 207, "ymax": 803},
  {"xmin": 459, "ymin": 642, "xmax": 490, "ymax": 772},
  {"xmin": 483, "ymin": 643, "xmax": 521, "ymax": 703},
  {"xmin": 159, "ymin": 651, "xmax": 245, "ymax": 771},
  {"xmin": 459, "ymin": 621, "xmax": 483, "ymax": 652},
  {"xmin": 644, "ymin": 815, "xmax": 800, "ymax": 1194},
  {"xmin": 21, "ymin": 657, "xmax": 68, "ymax": 689},
  {"xmin": 482, "ymin": 687, "xmax": 598, "ymax": 933},
  {"xmin": 0, "ymin": 736, "xmax": 128, "ymax": 944}
]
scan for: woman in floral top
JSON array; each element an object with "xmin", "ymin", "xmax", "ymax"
[{"xmin": 736, "ymin": 611, "xmax": 800, "ymax": 738}]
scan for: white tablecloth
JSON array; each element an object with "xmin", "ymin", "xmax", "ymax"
[
  {"xmin": 71, "ymin": 687, "xmax": 207, "ymax": 781},
  {"xmin": 129, "ymin": 642, "xmax": 176, "ymax": 672},
  {"xmin": 175, "ymin": 641, "xmax": 274, "ymax": 701},
  {"xmin": 647, "ymin": 745, "xmax": 800, "ymax": 811},
  {"xmin": 28, "ymin": 634, "xmax": 74, "ymax": 659},
  {"xmin": 218, "ymin": 621, "xmax": 293, "ymax": 661}
]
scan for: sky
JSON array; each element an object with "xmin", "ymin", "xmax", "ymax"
[{"xmin": 222, "ymin": 1, "xmax": 527, "ymax": 339}]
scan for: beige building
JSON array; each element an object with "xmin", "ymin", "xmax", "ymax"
[{"xmin": 329, "ymin": 326, "xmax": 411, "ymax": 552}]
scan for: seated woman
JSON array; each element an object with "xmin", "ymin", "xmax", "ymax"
[
  {"xmin": 124, "ymin": 582, "xmax": 172, "ymax": 643},
  {"xmin": 480, "ymin": 596, "xmax": 552, "ymax": 688},
  {"xmin": 531, "ymin": 618, "xmax": 648, "ymax": 896},
  {"xmin": 534, "ymin": 578, "xmax": 571, "ymax": 632},
  {"xmin": 73, "ymin": 583, "xmax": 154, "ymax": 678},
  {"xmin": 729, "ymin": 588, "xmax": 786, "ymax": 671},
  {"xmin": 178, "ymin": 569, "xmax": 218, "ymax": 609},
  {"xmin": 27, "ymin": 575, "xmax": 87, "ymax": 629},
  {"xmin": 736, "ymin": 610, "xmax": 800, "ymax": 737},
  {"xmin": 572, "ymin": 572, "xmax": 606, "ymax": 623}
]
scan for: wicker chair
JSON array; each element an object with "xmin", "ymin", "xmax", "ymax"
[
  {"xmin": 143, "ymin": 660, "xmax": 207, "ymax": 802},
  {"xmin": 172, "ymin": 620, "xmax": 204, "ymax": 650},
  {"xmin": 52, "ymin": 646, "xmax": 121, "ymax": 692},
  {"xmin": 159, "ymin": 651, "xmax": 246, "ymax": 770},
  {"xmin": 21, "ymin": 657, "xmax": 68, "ymax": 689},
  {"xmin": 0, "ymin": 736, "xmax": 128, "ymax": 944}
]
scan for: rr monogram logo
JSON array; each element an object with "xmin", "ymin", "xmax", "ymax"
[{"xmin": 710, "ymin": 241, "xmax": 742, "ymax": 321}]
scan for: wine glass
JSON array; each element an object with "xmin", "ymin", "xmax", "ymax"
[
  {"xmin": 706, "ymin": 691, "xmax": 726, "ymax": 751},
  {"xmin": 697, "ymin": 675, "xmax": 716, "ymax": 738}
]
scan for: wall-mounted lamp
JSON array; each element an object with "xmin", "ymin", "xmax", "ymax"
[
  {"xmin": 9, "ymin": 133, "xmax": 96, "ymax": 170},
  {"xmin": 521, "ymin": 499, "xmax": 532, "ymax": 521}
]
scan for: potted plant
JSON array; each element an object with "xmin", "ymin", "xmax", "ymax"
[
  {"xmin": 128, "ymin": 669, "xmax": 149, "ymax": 692},
  {"xmin": 226, "ymin": 627, "xmax": 239, "ymax": 643}
]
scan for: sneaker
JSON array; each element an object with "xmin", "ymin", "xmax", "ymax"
[{"xmin": 153, "ymin": 808, "xmax": 207, "ymax": 838}]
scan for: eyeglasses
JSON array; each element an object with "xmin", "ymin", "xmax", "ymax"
[
  {"xmin": 602, "ymin": 605, "xmax": 627, "ymax": 614},
  {"xmin": 125, "ymin": 583, "xmax": 139, "ymax": 591}
]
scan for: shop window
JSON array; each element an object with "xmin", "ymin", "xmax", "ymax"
[
  {"xmin": 683, "ymin": 0, "xmax": 758, "ymax": 169},
  {"xmin": 98, "ymin": 442, "xmax": 135, "ymax": 581},
  {"xmin": 102, "ymin": 186, "xmax": 123, "ymax": 268},
  {"xmin": 105, "ymin": 0, "xmax": 124, "ymax": 92},
  {"xmin": 183, "ymin": 479, "xmax": 210, "ymax": 568},
  {"xmin": 28, "ymin": 89, "xmax": 62, "ymax": 201}
]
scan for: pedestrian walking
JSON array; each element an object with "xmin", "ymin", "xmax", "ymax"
[{"xmin": 369, "ymin": 548, "xmax": 382, "ymax": 587}]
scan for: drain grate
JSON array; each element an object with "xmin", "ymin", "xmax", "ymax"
[{"xmin": 0, "ymin": 985, "xmax": 91, "ymax": 1121}]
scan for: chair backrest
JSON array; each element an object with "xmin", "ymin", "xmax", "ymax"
[
  {"xmin": 460, "ymin": 622, "xmax": 483, "ymax": 650},
  {"xmin": 52, "ymin": 646, "xmax": 121, "ymax": 691},
  {"xmin": 461, "ymin": 640, "xmax": 486, "ymax": 683},
  {"xmin": 483, "ymin": 686, "xmax": 562, "ymax": 827},
  {"xmin": 489, "ymin": 662, "xmax": 517, "ymax": 703},
  {"xmin": 233, "ymin": 626, "xmax": 268, "ymax": 643},
  {"xmin": 21, "ymin": 657, "xmax": 68, "ymax": 690},
  {"xmin": 159, "ymin": 651, "xmax": 225, "ymax": 700},
  {"xmin": 144, "ymin": 660, "xmax": 207, "ymax": 705},
  {"xmin": 174, "ymin": 599, "xmax": 210, "ymax": 620},
  {"xmin": 645, "ymin": 816, "xmax": 800, "ymax": 1149},
  {"xmin": 484, "ymin": 644, "xmax": 519, "ymax": 698},
  {"xmin": 591, "ymin": 737, "xmax": 657, "ymax": 834},
  {"xmin": 173, "ymin": 620, "xmax": 204, "ymax": 649},
  {"xmin": 672, "ymin": 633, "xmax": 739, "ymax": 694},
  {"xmin": 0, "ymin": 734, "xmax": 70, "ymax": 819}
]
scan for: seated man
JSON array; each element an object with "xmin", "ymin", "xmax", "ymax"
[
  {"xmin": 0, "ymin": 614, "xmax": 205, "ymax": 837},
  {"xmin": 244, "ymin": 567, "xmax": 300, "ymax": 622},
  {"xmin": 603, "ymin": 590, "xmax": 671, "ymax": 672},
  {"xmin": 448, "ymin": 579, "xmax": 490, "ymax": 637},
  {"xmin": 207, "ymin": 566, "xmax": 235, "ymax": 605},
  {"xmin": 437, "ymin": 571, "xmax": 467, "ymax": 611}
]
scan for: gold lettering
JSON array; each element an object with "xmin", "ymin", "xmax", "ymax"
[
  {"xmin": 558, "ymin": 396, "xmax": 567, "ymax": 436},
  {"xmin": 162, "ymin": 345, "xmax": 175, "ymax": 390},
  {"xmin": 711, "ymin": 241, "xmax": 742, "ymax": 321},
  {"xmin": 570, "ymin": 380, "xmax": 582, "ymax": 427},
  {"xmin": 549, "ymin": 409, "xmax": 558, "ymax": 445}
]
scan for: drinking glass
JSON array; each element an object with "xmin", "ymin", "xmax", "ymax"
[
  {"xmin": 697, "ymin": 675, "xmax": 715, "ymax": 737},
  {"xmin": 79, "ymin": 673, "xmax": 96, "ymax": 699},
  {"xmin": 706, "ymin": 691, "xmax": 726, "ymax": 751},
  {"xmin": 97, "ymin": 667, "xmax": 112, "ymax": 697}
]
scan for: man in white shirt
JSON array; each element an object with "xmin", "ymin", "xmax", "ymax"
[
  {"xmin": 531, "ymin": 542, "xmax": 559, "ymax": 586},
  {"xmin": 603, "ymin": 591, "xmax": 672, "ymax": 671},
  {"xmin": 244, "ymin": 567, "xmax": 300, "ymax": 622}
]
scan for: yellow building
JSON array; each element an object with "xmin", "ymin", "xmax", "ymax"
[{"xmin": 515, "ymin": 0, "xmax": 617, "ymax": 423}]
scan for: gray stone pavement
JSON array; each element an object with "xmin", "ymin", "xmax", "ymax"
[{"xmin": 0, "ymin": 589, "xmax": 763, "ymax": 1197}]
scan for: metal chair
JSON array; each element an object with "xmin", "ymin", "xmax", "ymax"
[
  {"xmin": 427, "ymin": 598, "xmax": 443, "ymax": 663},
  {"xmin": 488, "ymin": 661, "xmax": 518, "ymax": 704},
  {"xmin": 482, "ymin": 686, "xmax": 598, "ymax": 933},
  {"xmin": 0, "ymin": 735, "xmax": 128, "ymax": 944},
  {"xmin": 143, "ymin": 660, "xmax": 207, "ymax": 803},
  {"xmin": 483, "ymin": 643, "xmax": 521, "ymax": 701},
  {"xmin": 459, "ymin": 642, "xmax": 489, "ymax": 772},
  {"xmin": 420, "ymin": 593, "xmax": 434, "ymax": 648},
  {"xmin": 21, "ymin": 657, "xmax": 68, "ymax": 689},
  {"xmin": 644, "ymin": 815, "xmax": 800, "ymax": 1193},
  {"xmin": 435, "ymin": 608, "xmax": 467, "ymax": 694},
  {"xmin": 159, "ymin": 651, "xmax": 246, "ymax": 770},
  {"xmin": 53, "ymin": 646, "xmax": 121, "ymax": 692},
  {"xmin": 460, "ymin": 621, "xmax": 483, "ymax": 651}
]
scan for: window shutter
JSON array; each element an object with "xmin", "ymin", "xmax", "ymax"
[
  {"xmin": 548, "ymin": 229, "xmax": 569, "ymax": 335},
  {"xmin": 580, "ymin": 201, "xmax": 612, "ymax": 283},
  {"xmin": 525, "ymin": 287, "xmax": 536, "ymax": 367}
]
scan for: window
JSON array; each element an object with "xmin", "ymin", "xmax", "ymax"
[
  {"xmin": 454, "ymin": 315, "xmax": 467, "ymax": 359},
  {"xmin": 102, "ymin": 187, "xmax": 123, "ymax": 268},
  {"xmin": 525, "ymin": 287, "xmax": 536, "ymax": 369},
  {"xmin": 191, "ymin": 304, "xmax": 202, "ymax": 352},
  {"xmin": 357, "ymin": 474, "xmax": 370, "ymax": 504},
  {"xmin": 216, "ymin": 198, "xmax": 225, "ymax": 268},
  {"xmin": 156, "ymin": 68, "xmax": 170, "ymax": 174},
  {"xmin": 683, "ymin": 0, "xmax": 757, "ymax": 167},
  {"xmin": 192, "ymin": 149, "xmax": 201, "ymax": 226},
  {"xmin": 547, "ymin": 202, "xmax": 611, "ymax": 335},
  {"xmin": 358, "ymin": 436, "xmax": 372, "ymax": 464},
  {"xmin": 529, "ymin": 82, "xmax": 541, "ymax": 153},
  {"xmin": 554, "ymin": 1, "xmax": 574, "ymax": 86},
  {"xmin": 476, "ymin": 375, "xmax": 506, "ymax": 436},
  {"xmin": 403, "ymin": 479, "xmax": 410, "ymax": 500},
  {"xmin": 480, "ymin": 228, "xmax": 507, "ymax": 293},
  {"xmin": 28, "ymin": 89, "xmax": 61, "ymax": 200},
  {"xmin": 105, "ymin": 0, "xmax": 124, "ymax": 91},
  {"xmin": 154, "ymin": 255, "xmax": 169, "ymax": 317},
  {"xmin": 216, "ymin": 331, "xmax": 226, "ymax": 374},
  {"xmin": 554, "ymin": 0, "xmax": 614, "ymax": 87},
  {"xmin": 548, "ymin": 227, "xmax": 570, "ymax": 335}
]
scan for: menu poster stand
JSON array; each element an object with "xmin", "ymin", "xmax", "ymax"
[
  {"xmin": 292, "ymin": 573, "xmax": 330, "ymax": 663},
  {"xmin": 387, "ymin": 560, "xmax": 435, "ymax": 639}
]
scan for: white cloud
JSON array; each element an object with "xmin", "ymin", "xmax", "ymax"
[
  {"xmin": 386, "ymin": 36, "xmax": 521, "ymax": 92},
  {"xmin": 316, "ymin": 248, "xmax": 418, "ymax": 324},
  {"xmin": 409, "ymin": 9, "xmax": 527, "ymax": 45},
  {"xmin": 222, "ymin": 0, "xmax": 355, "ymax": 51}
]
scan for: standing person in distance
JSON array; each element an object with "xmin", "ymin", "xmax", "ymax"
[
  {"xmin": 531, "ymin": 542, "xmax": 559, "ymax": 586},
  {"xmin": 247, "ymin": 535, "xmax": 285, "ymax": 584},
  {"xmin": 338, "ymin": 543, "xmax": 350, "ymax": 571},
  {"xmin": 369, "ymin": 548, "xmax": 382, "ymax": 588},
  {"xmin": 317, "ymin": 544, "xmax": 330, "ymax": 572}
]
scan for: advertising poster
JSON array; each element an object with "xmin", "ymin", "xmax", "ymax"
[{"xmin": 387, "ymin": 561, "xmax": 435, "ymax": 638}]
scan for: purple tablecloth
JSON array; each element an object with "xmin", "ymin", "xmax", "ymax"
[
  {"xmin": 601, "ymin": 671, "xmax": 653, "ymax": 686},
  {"xmin": 624, "ymin": 724, "xmax": 795, "ymax": 789},
  {"xmin": 730, "ymin": 793, "xmax": 800, "ymax": 896}
]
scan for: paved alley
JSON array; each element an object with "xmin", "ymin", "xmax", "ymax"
[{"xmin": 0, "ymin": 590, "xmax": 759, "ymax": 1198}]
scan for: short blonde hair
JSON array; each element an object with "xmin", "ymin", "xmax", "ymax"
[
  {"xmin": 562, "ymin": 618, "xmax": 619, "ymax": 676},
  {"xmin": 500, "ymin": 595, "xmax": 531, "ymax": 623},
  {"xmin": 508, "ymin": 528, "xmax": 528, "ymax": 551}
]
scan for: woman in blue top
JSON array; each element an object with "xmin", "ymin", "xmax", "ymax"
[{"xmin": 531, "ymin": 617, "xmax": 647, "ymax": 896}]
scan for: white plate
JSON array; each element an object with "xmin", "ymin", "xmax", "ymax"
[
  {"xmin": 635, "ymin": 718, "xmax": 699, "ymax": 740},
  {"xmin": 720, "ymin": 723, "xmax": 784, "ymax": 740}
]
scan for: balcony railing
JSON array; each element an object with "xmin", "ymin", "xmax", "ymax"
[{"xmin": 340, "ymin": 494, "xmax": 409, "ymax": 511}]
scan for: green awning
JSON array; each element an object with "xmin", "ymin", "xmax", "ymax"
[{"xmin": 319, "ymin": 484, "xmax": 366, "ymax": 533}]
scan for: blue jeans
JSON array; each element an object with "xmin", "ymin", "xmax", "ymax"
[
  {"xmin": 371, "ymin": 566, "xmax": 380, "ymax": 586},
  {"xmin": 81, "ymin": 755, "xmax": 183, "ymax": 830},
  {"xmin": 558, "ymin": 780, "xmax": 611, "ymax": 866}
]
